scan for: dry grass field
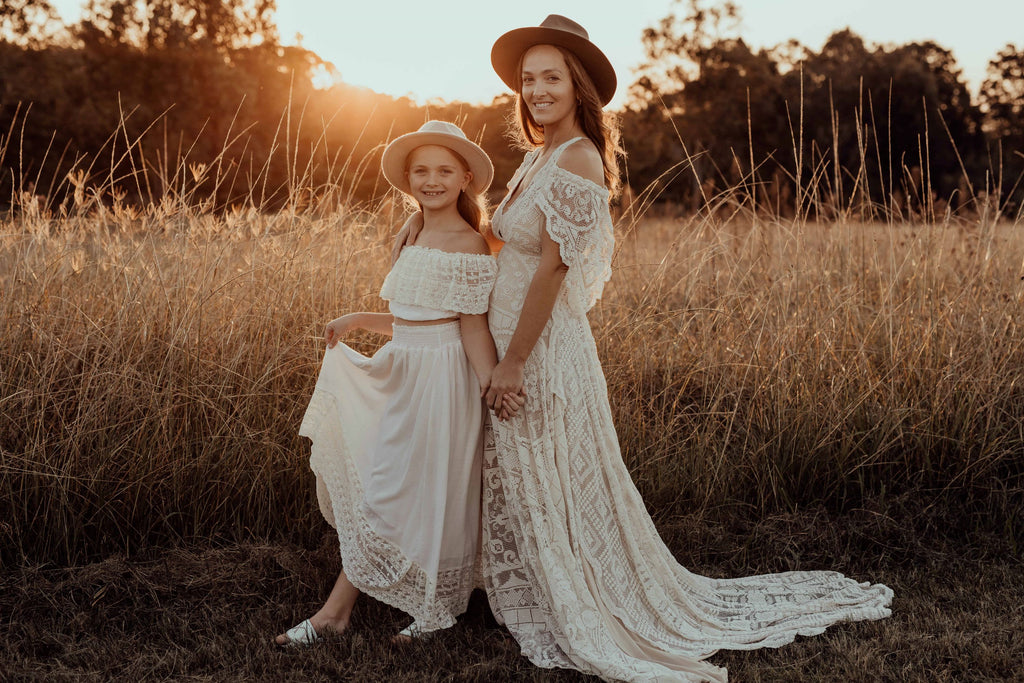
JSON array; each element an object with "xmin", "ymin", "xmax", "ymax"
[{"xmin": 1, "ymin": 172, "xmax": 1023, "ymax": 679}]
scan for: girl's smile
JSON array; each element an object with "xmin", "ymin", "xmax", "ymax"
[{"xmin": 406, "ymin": 145, "xmax": 471, "ymax": 211}]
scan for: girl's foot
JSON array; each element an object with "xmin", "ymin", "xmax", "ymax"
[
  {"xmin": 275, "ymin": 614, "xmax": 349, "ymax": 646},
  {"xmin": 277, "ymin": 619, "xmax": 320, "ymax": 647}
]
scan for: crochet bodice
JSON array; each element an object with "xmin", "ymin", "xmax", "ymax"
[
  {"xmin": 380, "ymin": 245, "xmax": 497, "ymax": 316},
  {"xmin": 490, "ymin": 137, "xmax": 614, "ymax": 318}
]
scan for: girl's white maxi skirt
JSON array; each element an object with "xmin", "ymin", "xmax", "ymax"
[{"xmin": 299, "ymin": 322, "xmax": 482, "ymax": 631}]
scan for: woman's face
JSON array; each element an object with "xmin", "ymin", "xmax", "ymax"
[
  {"xmin": 520, "ymin": 44, "xmax": 576, "ymax": 128},
  {"xmin": 406, "ymin": 145, "xmax": 471, "ymax": 211}
]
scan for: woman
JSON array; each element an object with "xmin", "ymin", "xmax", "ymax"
[
  {"xmin": 478, "ymin": 16, "xmax": 892, "ymax": 683},
  {"xmin": 277, "ymin": 121, "xmax": 521, "ymax": 646}
]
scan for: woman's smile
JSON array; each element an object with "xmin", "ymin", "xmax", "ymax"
[{"xmin": 521, "ymin": 45, "xmax": 576, "ymax": 126}]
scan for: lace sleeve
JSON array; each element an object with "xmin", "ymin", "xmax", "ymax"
[{"xmin": 536, "ymin": 165, "xmax": 614, "ymax": 314}]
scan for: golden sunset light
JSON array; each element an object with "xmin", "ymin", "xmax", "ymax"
[
  {"xmin": 47, "ymin": 0, "xmax": 1024, "ymax": 108},
  {"xmin": 4, "ymin": 1, "xmax": 1024, "ymax": 680}
]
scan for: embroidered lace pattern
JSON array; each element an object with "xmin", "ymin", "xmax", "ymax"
[
  {"xmin": 300, "ymin": 387, "xmax": 477, "ymax": 631},
  {"xmin": 483, "ymin": 140, "xmax": 894, "ymax": 682},
  {"xmin": 380, "ymin": 245, "xmax": 497, "ymax": 315},
  {"xmin": 537, "ymin": 165, "xmax": 614, "ymax": 315}
]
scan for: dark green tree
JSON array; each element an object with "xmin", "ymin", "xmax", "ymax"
[
  {"xmin": 625, "ymin": 0, "xmax": 986, "ymax": 216},
  {"xmin": 980, "ymin": 44, "xmax": 1024, "ymax": 140},
  {"xmin": 625, "ymin": 0, "xmax": 778, "ymax": 206},
  {"xmin": 632, "ymin": 0, "xmax": 741, "ymax": 95},
  {"xmin": 785, "ymin": 32, "xmax": 983, "ymax": 213},
  {"xmin": 978, "ymin": 44, "xmax": 1024, "ymax": 209}
]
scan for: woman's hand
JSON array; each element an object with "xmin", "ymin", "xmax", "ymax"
[
  {"xmin": 390, "ymin": 211, "xmax": 424, "ymax": 265},
  {"xmin": 480, "ymin": 373, "xmax": 526, "ymax": 421},
  {"xmin": 485, "ymin": 358, "xmax": 525, "ymax": 415},
  {"xmin": 497, "ymin": 390, "xmax": 526, "ymax": 421},
  {"xmin": 324, "ymin": 314, "xmax": 360, "ymax": 348},
  {"xmin": 481, "ymin": 374, "xmax": 528, "ymax": 421}
]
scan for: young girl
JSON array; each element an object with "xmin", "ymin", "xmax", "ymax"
[{"xmin": 276, "ymin": 120, "xmax": 521, "ymax": 645}]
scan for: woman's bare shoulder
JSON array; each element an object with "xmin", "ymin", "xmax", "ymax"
[{"xmin": 557, "ymin": 139, "xmax": 604, "ymax": 186}]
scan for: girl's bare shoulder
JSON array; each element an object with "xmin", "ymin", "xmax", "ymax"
[{"xmin": 446, "ymin": 228, "xmax": 491, "ymax": 256}]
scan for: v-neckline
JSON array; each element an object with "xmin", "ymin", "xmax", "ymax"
[
  {"xmin": 501, "ymin": 137, "xmax": 583, "ymax": 215},
  {"xmin": 501, "ymin": 149, "xmax": 546, "ymax": 215}
]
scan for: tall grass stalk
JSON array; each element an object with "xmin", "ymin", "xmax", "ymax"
[{"xmin": 1, "ymin": 99, "xmax": 1022, "ymax": 566}]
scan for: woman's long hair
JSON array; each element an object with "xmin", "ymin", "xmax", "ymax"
[
  {"xmin": 406, "ymin": 147, "xmax": 488, "ymax": 233},
  {"xmin": 511, "ymin": 46, "xmax": 624, "ymax": 197}
]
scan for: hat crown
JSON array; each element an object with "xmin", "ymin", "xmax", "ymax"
[
  {"xmin": 415, "ymin": 120, "xmax": 468, "ymax": 141},
  {"xmin": 538, "ymin": 14, "xmax": 589, "ymax": 40}
]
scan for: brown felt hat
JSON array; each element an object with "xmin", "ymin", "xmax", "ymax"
[
  {"xmin": 491, "ymin": 15, "xmax": 616, "ymax": 106},
  {"xmin": 381, "ymin": 120, "xmax": 494, "ymax": 195}
]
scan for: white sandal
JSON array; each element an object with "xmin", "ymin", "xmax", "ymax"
[{"xmin": 279, "ymin": 618, "xmax": 322, "ymax": 647}]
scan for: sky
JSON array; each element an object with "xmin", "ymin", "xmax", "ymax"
[{"xmin": 48, "ymin": 0, "xmax": 1022, "ymax": 110}]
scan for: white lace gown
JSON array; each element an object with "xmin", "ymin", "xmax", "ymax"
[
  {"xmin": 300, "ymin": 246, "xmax": 497, "ymax": 632},
  {"xmin": 482, "ymin": 138, "xmax": 893, "ymax": 682}
]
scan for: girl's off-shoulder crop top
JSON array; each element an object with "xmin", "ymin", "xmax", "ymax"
[{"xmin": 379, "ymin": 245, "xmax": 497, "ymax": 321}]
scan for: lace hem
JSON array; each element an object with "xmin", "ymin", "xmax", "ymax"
[
  {"xmin": 380, "ymin": 245, "xmax": 497, "ymax": 315},
  {"xmin": 300, "ymin": 387, "xmax": 476, "ymax": 631}
]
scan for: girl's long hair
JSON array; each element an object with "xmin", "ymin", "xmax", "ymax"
[{"xmin": 510, "ymin": 46, "xmax": 624, "ymax": 197}]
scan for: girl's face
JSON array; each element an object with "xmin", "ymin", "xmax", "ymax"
[
  {"xmin": 520, "ymin": 45, "xmax": 577, "ymax": 128},
  {"xmin": 406, "ymin": 145, "xmax": 471, "ymax": 211}
]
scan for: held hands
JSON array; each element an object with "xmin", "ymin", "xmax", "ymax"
[
  {"xmin": 485, "ymin": 386, "xmax": 527, "ymax": 421},
  {"xmin": 390, "ymin": 211, "xmax": 425, "ymax": 265},
  {"xmin": 324, "ymin": 314, "xmax": 361, "ymax": 348},
  {"xmin": 484, "ymin": 358, "xmax": 527, "ymax": 421}
]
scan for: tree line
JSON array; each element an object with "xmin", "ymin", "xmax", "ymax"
[{"xmin": 2, "ymin": 0, "xmax": 1022, "ymax": 218}]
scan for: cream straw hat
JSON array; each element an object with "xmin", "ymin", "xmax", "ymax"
[{"xmin": 381, "ymin": 121, "xmax": 494, "ymax": 194}]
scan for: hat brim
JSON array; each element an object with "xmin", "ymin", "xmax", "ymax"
[
  {"xmin": 491, "ymin": 27, "xmax": 617, "ymax": 106},
  {"xmin": 381, "ymin": 132, "xmax": 494, "ymax": 195}
]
